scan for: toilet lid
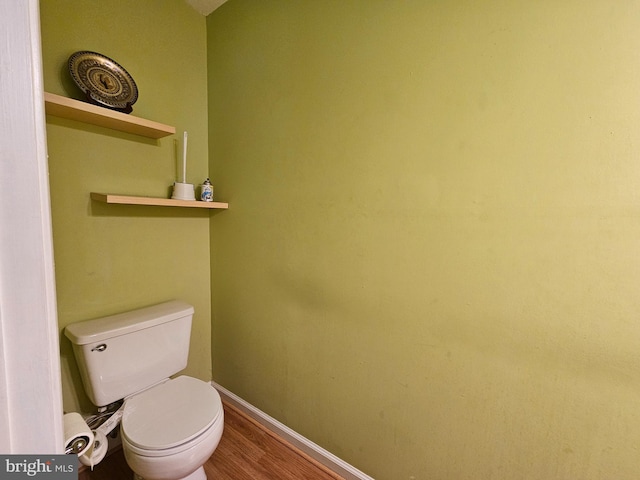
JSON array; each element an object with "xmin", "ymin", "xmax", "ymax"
[{"xmin": 122, "ymin": 376, "xmax": 222, "ymax": 450}]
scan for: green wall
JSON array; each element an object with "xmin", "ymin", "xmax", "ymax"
[
  {"xmin": 40, "ymin": 0, "xmax": 212, "ymax": 413},
  {"xmin": 208, "ymin": 1, "xmax": 640, "ymax": 479},
  {"xmin": 40, "ymin": 0, "xmax": 640, "ymax": 477}
]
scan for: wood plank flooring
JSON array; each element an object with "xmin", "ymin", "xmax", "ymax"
[{"xmin": 79, "ymin": 402, "xmax": 344, "ymax": 480}]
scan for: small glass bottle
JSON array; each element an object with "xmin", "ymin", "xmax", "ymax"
[{"xmin": 200, "ymin": 178, "xmax": 213, "ymax": 202}]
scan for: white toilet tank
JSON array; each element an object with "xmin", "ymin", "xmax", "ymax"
[{"xmin": 64, "ymin": 300, "xmax": 194, "ymax": 407}]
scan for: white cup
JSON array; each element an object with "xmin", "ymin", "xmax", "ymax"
[{"xmin": 171, "ymin": 182, "xmax": 196, "ymax": 201}]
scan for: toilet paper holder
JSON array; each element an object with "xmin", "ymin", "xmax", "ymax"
[
  {"xmin": 63, "ymin": 412, "xmax": 94, "ymax": 457},
  {"xmin": 65, "ymin": 435, "xmax": 91, "ymax": 455}
]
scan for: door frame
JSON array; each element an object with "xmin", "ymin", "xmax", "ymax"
[{"xmin": 0, "ymin": 0, "xmax": 64, "ymax": 453}]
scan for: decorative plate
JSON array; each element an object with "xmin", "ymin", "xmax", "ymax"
[{"xmin": 68, "ymin": 51, "xmax": 138, "ymax": 112}]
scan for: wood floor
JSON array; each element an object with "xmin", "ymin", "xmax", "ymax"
[{"xmin": 79, "ymin": 402, "xmax": 344, "ymax": 480}]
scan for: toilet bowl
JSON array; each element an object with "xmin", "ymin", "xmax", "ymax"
[
  {"xmin": 121, "ymin": 376, "xmax": 224, "ymax": 480},
  {"xmin": 64, "ymin": 301, "xmax": 225, "ymax": 479}
]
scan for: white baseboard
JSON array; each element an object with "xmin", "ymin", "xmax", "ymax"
[{"xmin": 211, "ymin": 381, "xmax": 375, "ymax": 480}]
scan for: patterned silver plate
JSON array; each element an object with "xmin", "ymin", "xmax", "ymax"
[{"xmin": 68, "ymin": 51, "xmax": 138, "ymax": 111}]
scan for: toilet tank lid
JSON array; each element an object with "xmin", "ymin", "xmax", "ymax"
[{"xmin": 64, "ymin": 300, "xmax": 194, "ymax": 345}]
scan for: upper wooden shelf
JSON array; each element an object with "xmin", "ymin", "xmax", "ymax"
[
  {"xmin": 91, "ymin": 192, "xmax": 229, "ymax": 210},
  {"xmin": 44, "ymin": 92, "xmax": 176, "ymax": 139}
]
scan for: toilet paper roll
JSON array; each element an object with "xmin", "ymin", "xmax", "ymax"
[
  {"xmin": 64, "ymin": 412, "xmax": 94, "ymax": 457},
  {"xmin": 79, "ymin": 430, "xmax": 108, "ymax": 470}
]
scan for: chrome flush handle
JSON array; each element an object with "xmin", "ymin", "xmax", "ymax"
[{"xmin": 91, "ymin": 344, "xmax": 107, "ymax": 352}]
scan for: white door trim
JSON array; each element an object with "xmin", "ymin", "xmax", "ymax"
[{"xmin": 0, "ymin": 0, "xmax": 64, "ymax": 453}]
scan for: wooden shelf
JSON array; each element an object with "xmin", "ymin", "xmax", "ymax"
[
  {"xmin": 45, "ymin": 95, "xmax": 230, "ymax": 211},
  {"xmin": 91, "ymin": 193, "xmax": 229, "ymax": 209},
  {"xmin": 44, "ymin": 92, "xmax": 176, "ymax": 139}
]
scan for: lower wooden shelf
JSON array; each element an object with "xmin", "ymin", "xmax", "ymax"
[{"xmin": 91, "ymin": 192, "xmax": 229, "ymax": 209}]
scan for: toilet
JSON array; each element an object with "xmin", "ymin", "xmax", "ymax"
[{"xmin": 64, "ymin": 300, "xmax": 224, "ymax": 480}]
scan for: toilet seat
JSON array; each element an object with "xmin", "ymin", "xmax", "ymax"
[{"xmin": 122, "ymin": 376, "xmax": 223, "ymax": 455}]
